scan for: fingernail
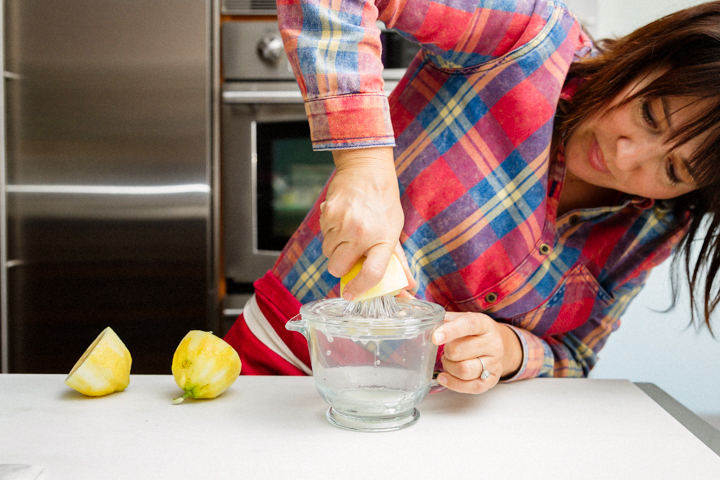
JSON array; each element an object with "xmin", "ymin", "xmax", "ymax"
[
  {"xmin": 433, "ymin": 331, "xmax": 445, "ymax": 344},
  {"xmin": 342, "ymin": 292, "xmax": 353, "ymax": 301},
  {"xmin": 437, "ymin": 374, "xmax": 448, "ymax": 386}
]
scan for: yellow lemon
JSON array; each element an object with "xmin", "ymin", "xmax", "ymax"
[
  {"xmin": 65, "ymin": 326, "xmax": 132, "ymax": 397},
  {"xmin": 340, "ymin": 253, "xmax": 409, "ymax": 301},
  {"xmin": 172, "ymin": 330, "xmax": 241, "ymax": 404}
]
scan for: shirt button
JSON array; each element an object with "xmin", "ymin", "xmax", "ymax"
[
  {"xmin": 539, "ymin": 243, "xmax": 551, "ymax": 255},
  {"xmin": 485, "ymin": 292, "xmax": 498, "ymax": 304}
]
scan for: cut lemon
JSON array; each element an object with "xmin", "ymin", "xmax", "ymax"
[
  {"xmin": 65, "ymin": 326, "xmax": 132, "ymax": 397},
  {"xmin": 172, "ymin": 331, "xmax": 241, "ymax": 404},
  {"xmin": 340, "ymin": 253, "xmax": 409, "ymax": 301}
]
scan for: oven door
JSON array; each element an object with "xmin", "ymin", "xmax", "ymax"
[{"xmin": 221, "ymin": 83, "xmax": 335, "ymax": 286}]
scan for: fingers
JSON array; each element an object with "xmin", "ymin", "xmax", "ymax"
[
  {"xmin": 432, "ymin": 312, "xmax": 492, "ymax": 346},
  {"xmin": 436, "ymin": 364, "xmax": 495, "ymax": 395},
  {"xmin": 396, "ymin": 289, "xmax": 414, "ymax": 299},
  {"xmin": 319, "ymin": 199, "xmax": 391, "ymax": 279},
  {"xmin": 437, "ymin": 352, "xmax": 498, "ymax": 394},
  {"xmin": 432, "ymin": 312, "xmax": 505, "ymax": 394},
  {"xmin": 439, "ymin": 333, "xmax": 491, "ymax": 362},
  {"xmin": 325, "ymin": 241, "xmax": 364, "ymax": 279},
  {"xmin": 439, "ymin": 348, "xmax": 486, "ymax": 380},
  {"xmin": 340, "ymin": 245, "xmax": 393, "ymax": 301},
  {"xmin": 319, "ymin": 205, "xmax": 365, "ymax": 279}
]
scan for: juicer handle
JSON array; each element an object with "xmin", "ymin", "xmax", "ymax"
[
  {"xmin": 285, "ymin": 314, "xmax": 309, "ymax": 338},
  {"xmin": 429, "ymin": 372, "xmax": 446, "ymax": 393}
]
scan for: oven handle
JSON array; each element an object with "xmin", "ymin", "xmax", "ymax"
[
  {"xmin": 222, "ymin": 81, "xmax": 398, "ymax": 104},
  {"xmin": 222, "ymin": 90, "xmax": 303, "ymax": 104}
]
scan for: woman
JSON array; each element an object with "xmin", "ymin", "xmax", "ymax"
[{"xmin": 224, "ymin": 0, "xmax": 720, "ymax": 393}]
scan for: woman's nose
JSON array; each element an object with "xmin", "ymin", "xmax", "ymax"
[{"xmin": 615, "ymin": 137, "xmax": 663, "ymax": 172}]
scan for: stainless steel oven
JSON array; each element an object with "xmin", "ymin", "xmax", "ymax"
[{"xmin": 220, "ymin": 19, "xmax": 415, "ymax": 308}]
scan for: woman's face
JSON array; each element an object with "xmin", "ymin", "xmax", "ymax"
[{"xmin": 564, "ymin": 73, "xmax": 708, "ymax": 200}]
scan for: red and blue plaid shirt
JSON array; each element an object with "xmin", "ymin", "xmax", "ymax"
[{"xmin": 273, "ymin": 0, "xmax": 687, "ymax": 380}]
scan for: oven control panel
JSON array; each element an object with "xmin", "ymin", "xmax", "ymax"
[
  {"xmin": 223, "ymin": 21, "xmax": 295, "ymax": 81},
  {"xmin": 222, "ymin": 20, "xmax": 418, "ymax": 82}
]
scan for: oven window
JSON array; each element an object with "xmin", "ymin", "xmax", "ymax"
[
  {"xmin": 380, "ymin": 30, "xmax": 420, "ymax": 69},
  {"xmin": 256, "ymin": 121, "xmax": 335, "ymax": 251}
]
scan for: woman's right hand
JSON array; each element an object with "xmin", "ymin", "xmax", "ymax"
[{"xmin": 320, "ymin": 146, "xmax": 411, "ymax": 300}]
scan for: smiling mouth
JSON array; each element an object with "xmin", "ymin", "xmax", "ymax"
[{"xmin": 589, "ymin": 137, "xmax": 610, "ymax": 174}]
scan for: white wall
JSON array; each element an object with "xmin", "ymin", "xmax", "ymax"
[
  {"xmin": 595, "ymin": 0, "xmax": 707, "ymax": 39},
  {"xmin": 563, "ymin": 0, "xmax": 720, "ymax": 421}
]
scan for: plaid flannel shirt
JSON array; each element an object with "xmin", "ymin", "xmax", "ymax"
[{"xmin": 273, "ymin": 0, "xmax": 687, "ymax": 380}]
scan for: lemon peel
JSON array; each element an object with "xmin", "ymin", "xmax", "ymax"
[
  {"xmin": 65, "ymin": 326, "xmax": 132, "ymax": 397},
  {"xmin": 340, "ymin": 253, "xmax": 409, "ymax": 301},
  {"xmin": 171, "ymin": 330, "xmax": 241, "ymax": 404}
]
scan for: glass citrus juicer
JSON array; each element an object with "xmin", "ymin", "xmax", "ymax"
[{"xmin": 286, "ymin": 295, "xmax": 445, "ymax": 432}]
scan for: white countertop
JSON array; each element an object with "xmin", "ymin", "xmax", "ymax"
[{"xmin": 1, "ymin": 374, "xmax": 719, "ymax": 479}]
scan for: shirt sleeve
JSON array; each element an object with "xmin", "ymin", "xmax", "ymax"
[{"xmin": 277, "ymin": 0, "xmax": 545, "ymax": 150}]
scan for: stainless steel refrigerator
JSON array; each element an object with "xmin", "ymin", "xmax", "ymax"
[{"xmin": 0, "ymin": 0, "xmax": 218, "ymax": 373}]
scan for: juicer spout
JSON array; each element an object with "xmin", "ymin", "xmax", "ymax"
[{"xmin": 285, "ymin": 314, "xmax": 308, "ymax": 338}]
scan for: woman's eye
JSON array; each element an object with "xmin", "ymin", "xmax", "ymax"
[
  {"xmin": 666, "ymin": 159, "xmax": 681, "ymax": 185},
  {"xmin": 641, "ymin": 99, "xmax": 658, "ymax": 128}
]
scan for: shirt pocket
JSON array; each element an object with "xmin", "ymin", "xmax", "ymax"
[{"xmin": 508, "ymin": 263, "xmax": 613, "ymax": 337}]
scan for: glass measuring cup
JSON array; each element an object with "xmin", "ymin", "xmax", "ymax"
[{"xmin": 286, "ymin": 297, "xmax": 445, "ymax": 432}]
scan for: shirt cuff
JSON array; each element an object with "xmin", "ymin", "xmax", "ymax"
[
  {"xmin": 305, "ymin": 93, "xmax": 396, "ymax": 150},
  {"xmin": 500, "ymin": 325, "xmax": 547, "ymax": 382}
]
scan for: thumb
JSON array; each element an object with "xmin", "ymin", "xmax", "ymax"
[{"xmin": 341, "ymin": 245, "xmax": 393, "ymax": 301}]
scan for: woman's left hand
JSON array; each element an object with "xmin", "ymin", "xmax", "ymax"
[{"xmin": 432, "ymin": 312, "xmax": 523, "ymax": 394}]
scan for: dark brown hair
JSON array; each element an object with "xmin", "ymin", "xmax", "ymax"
[{"xmin": 554, "ymin": 2, "xmax": 720, "ymax": 333}]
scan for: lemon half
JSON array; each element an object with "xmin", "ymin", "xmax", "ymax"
[
  {"xmin": 171, "ymin": 331, "xmax": 241, "ymax": 404},
  {"xmin": 340, "ymin": 253, "xmax": 409, "ymax": 301},
  {"xmin": 65, "ymin": 326, "xmax": 132, "ymax": 397}
]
